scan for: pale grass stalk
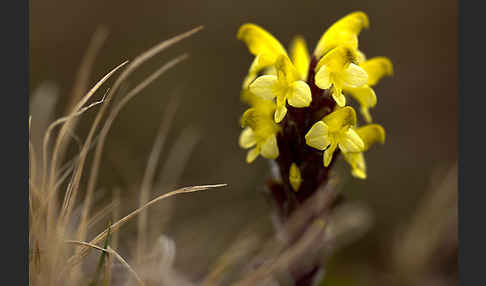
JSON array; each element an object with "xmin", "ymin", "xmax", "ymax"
[
  {"xmin": 46, "ymin": 60, "xmax": 128, "ymax": 207},
  {"xmin": 136, "ymin": 95, "xmax": 180, "ymax": 265},
  {"xmin": 106, "ymin": 188, "xmax": 121, "ymax": 286},
  {"xmin": 65, "ymin": 240, "xmax": 145, "ymax": 286},
  {"xmin": 45, "ymin": 60, "xmax": 128, "ymax": 197},
  {"xmin": 64, "ymin": 184, "xmax": 227, "ymax": 272},
  {"xmin": 30, "ymin": 26, "xmax": 227, "ymax": 285},
  {"xmin": 41, "ymin": 62, "xmax": 128, "ymax": 255},
  {"xmin": 43, "ymin": 89, "xmax": 107, "ymax": 208},
  {"xmin": 62, "ymin": 26, "xmax": 202, "ymax": 238},
  {"xmin": 65, "ymin": 27, "xmax": 109, "ymax": 114},
  {"xmin": 46, "ymin": 28, "xmax": 110, "ymax": 195},
  {"xmin": 42, "ymin": 84, "xmax": 114, "ymax": 239},
  {"xmin": 54, "ymin": 133, "xmax": 102, "ymax": 192},
  {"xmin": 75, "ymin": 54, "xmax": 189, "ymax": 247},
  {"xmin": 43, "ymin": 88, "xmax": 107, "ymax": 197},
  {"xmin": 87, "ymin": 200, "xmax": 119, "ymax": 231}
]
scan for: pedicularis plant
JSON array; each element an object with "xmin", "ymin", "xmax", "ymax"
[{"xmin": 237, "ymin": 11, "xmax": 393, "ymax": 284}]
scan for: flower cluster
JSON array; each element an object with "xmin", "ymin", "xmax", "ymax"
[{"xmin": 237, "ymin": 11, "xmax": 392, "ymax": 196}]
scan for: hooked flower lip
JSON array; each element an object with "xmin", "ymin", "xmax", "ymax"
[
  {"xmin": 313, "ymin": 11, "xmax": 370, "ymax": 58},
  {"xmin": 249, "ymin": 55, "xmax": 312, "ymax": 123},
  {"xmin": 239, "ymin": 100, "xmax": 281, "ymax": 163},
  {"xmin": 237, "ymin": 23, "xmax": 288, "ymax": 75},
  {"xmin": 343, "ymin": 56, "xmax": 393, "ymax": 122},
  {"xmin": 305, "ymin": 106, "xmax": 365, "ymax": 167},
  {"xmin": 342, "ymin": 124, "xmax": 386, "ymax": 179},
  {"xmin": 314, "ymin": 46, "xmax": 369, "ymax": 107}
]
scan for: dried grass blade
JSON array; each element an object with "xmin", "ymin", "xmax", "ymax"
[
  {"xmin": 65, "ymin": 240, "xmax": 145, "ymax": 286},
  {"xmin": 47, "ymin": 60, "xmax": 128, "ymax": 195},
  {"xmin": 65, "ymin": 27, "xmax": 109, "ymax": 114},
  {"xmin": 64, "ymin": 26, "xmax": 203, "ymax": 232},
  {"xmin": 65, "ymin": 184, "xmax": 226, "ymax": 271},
  {"xmin": 75, "ymin": 54, "xmax": 188, "ymax": 244},
  {"xmin": 136, "ymin": 95, "xmax": 180, "ymax": 264}
]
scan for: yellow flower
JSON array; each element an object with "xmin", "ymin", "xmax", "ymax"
[
  {"xmin": 289, "ymin": 163, "xmax": 303, "ymax": 192},
  {"xmin": 237, "ymin": 23, "xmax": 288, "ymax": 87},
  {"xmin": 342, "ymin": 124, "xmax": 385, "ymax": 179},
  {"xmin": 344, "ymin": 57, "xmax": 393, "ymax": 122},
  {"xmin": 289, "ymin": 36, "xmax": 310, "ymax": 80},
  {"xmin": 239, "ymin": 98, "xmax": 281, "ymax": 163},
  {"xmin": 314, "ymin": 46, "xmax": 368, "ymax": 107},
  {"xmin": 250, "ymin": 55, "xmax": 312, "ymax": 123},
  {"xmin": 313, "ymin": 11, "xmax": 370, "ymax": 58},
  {"xmin": 305, "ymin": 106, "xmax": 364, "ymax": 167}
]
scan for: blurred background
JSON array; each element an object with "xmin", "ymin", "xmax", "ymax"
[{"xmin": 30, "ymin": 0, "xmax": 457, "ymax": 285}]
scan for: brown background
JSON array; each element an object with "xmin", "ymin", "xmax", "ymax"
[{"xmin": 30, "ymin": 0, "xmax": 457, "ymax": 283}]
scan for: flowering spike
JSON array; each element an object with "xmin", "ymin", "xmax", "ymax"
[
  {"xmin": 237, "ymin": 12, "xmax": 390, "ymax": 210},
  {"xmin": 236, "ymin": 14, "xmax": 392, "ymax": 283}
]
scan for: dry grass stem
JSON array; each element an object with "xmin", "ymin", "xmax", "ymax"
[
  {"xmin": 66, "ymin": 240, "xmax": 145, "ymax": 285},
  {"xmin": 76, "ymin": 54, "xmax": 189, "ymax": 245},
  {"xmin": 65, "ymin": 27, "xmax": 109, "ymax": 113},
  {"xmin": 65, "ymin": 184, "xmax": 227, "ymax": 272},
  {"xmin": 136, "ymin": 95, "xmax": 180, "ymax": 265}
]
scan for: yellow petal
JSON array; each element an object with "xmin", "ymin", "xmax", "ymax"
[
  {"xmin": 240, "ymin": 88, "xmax": 253, "ymax": 105},
  {"xmin": 315, "ymin": 65, "xmax": 332, "ymax": 89},
  {"xmin": 316, "ymin": 46, "xmax": 360, "ymax": 72},
  {"xmin": 239, "ymin": 127, "xmax": 257, "ymax": 149},
  {"xmin": 331, "ymin": 86, "xmax": 346, "ymax": 107},
  {"xmin": 357, "ymin": 50, "xmax": 367, "ymax": 63},
  {"xmin": 352, "ymin": 167, "xmax": 367, "ymax": 179},
  {"xmin": 243, "ymin": 57, "xmax": 261, "ymax": 86},
  {"xmin": 264, "ymin": 65, "xmax": 277, "ymax": 76},
  {"xmin": 242, "ymin": 73, "xmax": 257, "ymax": 89},
  {"xmin": 240, "ymin": 108, "xmax": 257, "ymax": 128},
  {"xmin": 343, "ymin": 152, "xmax": 367, "ymax": 179},
  {"xmin": 275, "ymin": 54, "xmax": 301, "ymax": 84},
  {"xmin": 314, "ymin": 11, "xmax": 370, "ymax": 58},
  {"xmin": 290, "ymin": 36, "xmax": 310, "ymax": 80},
  {"xmin": 289, "ymin": 163, "xmax": 303, "ymax": 191},
  {"xmin": 356, "ymin": 124, "xmax": 386, "ymax": 151},
  {"xmin": 305, "ymin": 121, "xmax": 330, "ymax": 150},
  {"xmin": 246, "ymin": 147, "xmax": 260, "ymax": 163},
  {"xmin": 323, "ymin": 142, "xmax": 338, "ymax": 167},
  {"xmin": 274, "ymin": 104, "xmax": 287, "ymax": 123},
  {"xmin": 237, "ymin": 24, "xmax": 287, "ymax": 72},
  {"xmin": 342, "ymin": 63, "xmax": 368, "ymax": 88},
  {"xmin": 361, "ymin": 57, "xmax": 393, "ymax": 86},
  {"xmin": 360, "ymin": 106, "xmax": 373, "ymax": 124},
  {"xmin": 260, "ymin": 135, "xmax": 279, "ymax": 159},
  {"xmin": 249, "ymin": 75, "xmax": 278, "ymax": 100},
  {"xmin": 287, "ymin": 81, "xmax": 312, "ymax": 107},
  {"xmin": 338, "ymin": 128, "xmax": 365, "ymax": 153},
  {"xmin": 345, "ymin": 85, "xmax": 377, "ymax": 122},
  {"xmin": 323, "ymin": 106, "xmax": 358, "ymax": 131}
]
